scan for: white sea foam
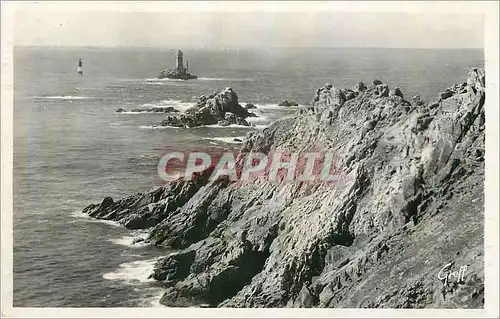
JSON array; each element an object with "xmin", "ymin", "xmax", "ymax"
[
  {"xmin": 202, "ymin": 136, "xmax": 246, "ymax": 144},
  {"xmin": 118, "ymin": 111, "xmax": 146, "ymax": 115},
  {"xmin": 102, "ymin": 251, "xmax": 166, "ymax": 307},
  {"xmin": 35, "ymin": 95, "xmax": 92, "ymax": 100},
  {"xmin": 144, "ymin": 78, "xmax": 187, "ymax": 83},
  {"xmin": 252, "ymin": 124, "xmax": 268, "ymax": 129},
  {"xmin": 103, "ymin": 258, "xmax": 158, "ymax": 284},
  {"xmin": 109, "ymin": 232, "xmax": 149, "ymax": 248},
  {"xmin": 139, "ymin": 125, "xmax": 180, "ymax": 130},
  {"xmin": 70, "ymin": 211, "xmax": 122, "ymax": 228},
  {"xmin": 247, "ymin": 115, "xmax": 271, "ymax": 123},
  {"xmin": 108, "ymin": 236, "xmax": 139, "ymax": 247},
  {"xmin": 140, "ymin": 99, "xmax": 194, "ymax": 112}
]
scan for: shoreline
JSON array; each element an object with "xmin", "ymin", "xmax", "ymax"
[{"xmin": 82, "ymin": 68, "xmax": 484, "ymax": 308}]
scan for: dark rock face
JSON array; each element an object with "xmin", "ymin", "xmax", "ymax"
[
  {"xmin": 218, "ymin": 112, "xmax": 250, "ymax": 127},
  {"xmin": 116, "ymin": 107, "xmax": 180, "ymax": 113},
  {"xmin": 245, "ymin": 103, "xmax": 257, "ymax": 109},
  {"xmin": 156, "ymin": 88, "xmax": 255, "ymax": 128},
  {"xmin": 84, "ymin": 68, "xmax": 485, "ymax": 308},
  {"xmin": 278, "ymin": 100, "xmax": 299, "ymax": 107}
]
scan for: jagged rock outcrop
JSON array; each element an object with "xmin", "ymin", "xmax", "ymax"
[
  {"xmin": 156, "ymin": 88, "xmax": 256, "ymax": 128},
  {"xmin": 278, "ymin": 100, "xmax": 299, "ymax": 107},
  {"xmin": 355, "ymin": 82, "xmax": 367, "ymax": 92},
  {"xmin": 83, "ymin": 68, "xmax": 485, "ymax": 308},
  {"xmin": 218, "ymin": 112, "xmax": 250, "ymax": 127}
]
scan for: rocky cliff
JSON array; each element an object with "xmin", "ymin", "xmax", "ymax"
[{"xmin": 83, "ymin": 68, "xmax": 485, "ymax": 308}]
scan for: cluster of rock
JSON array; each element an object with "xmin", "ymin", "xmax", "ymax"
[
  {"xmin": 83, "ymin": 68, "xmax": 485, "ymax": 308},
  {"xmin": 116, "ymin": 107, "xmax": 179, "ymax": 113},
  {"xmin": 156, "ymin": 88, "xmax": 257, "ymax": 128}
]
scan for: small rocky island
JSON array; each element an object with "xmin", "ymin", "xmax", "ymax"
[
  {"xmin": 158, "ymin": 50, "xmax": 198, "ymax": 80},
  {"xmin": 155, "ymin": 87, "xmax": 257, "ymax": 128}
]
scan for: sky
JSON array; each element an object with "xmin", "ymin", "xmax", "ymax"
[{"xmin": 14, "ymin": 11, "xmax": 485, "ymax": 49}]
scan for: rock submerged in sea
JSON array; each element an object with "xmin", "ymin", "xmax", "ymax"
[
  {"xmin": 155, "ymin": 87, "xmax": 256, "ymax": 128},
  {"xmin": 84, "ymin": 68, "xmax": 486, "ymax": 309},
  {"xmin": 245, "ymin": 103, "xmax": 257, "ymax": 109},
  {"xmin": 115, "ymin": 106, "xmax": 180, "ymax": 113},
  {"xmin": 278, "ymin": 100, "xmax": 299, "ymax": 107}
]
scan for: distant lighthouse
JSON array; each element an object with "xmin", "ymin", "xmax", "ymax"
[
  {"xmin": 77, "ymin": 58, "xmax": 83, "ymax": 75},
  {"xmin": 175, "ymin": 50, "xmax": 185, "ymax": 74},
  {"xmin": 157, "ymin": 50, "xmax": 197, "ymax": 80}
]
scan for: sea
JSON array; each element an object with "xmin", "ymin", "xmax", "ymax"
[{"xmin": 12, "ymin": 46, "xmax": 484, "ymax": 307}]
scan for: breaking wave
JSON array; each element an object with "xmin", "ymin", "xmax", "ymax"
[
  {"xmin": 35, "ymin": 95, "xmax": 93, "ymax": 100},
  {"xmin": 140, "ymin": 99, "xmax": 194, "ymax": 112},
  {"xmin": 202, "ymin": 136, "xmax": 246, "ymax": 144},
  {"xmin": 108, "ymin": 231, "xmax": 149, "ymax": 248},
  {"xmin": 102, "ymin": 258, "xmax": 166, "ymax": 307},
  {"xmin": 70, "ymin": 211, "xmax": 122, "ymax": 228},
  {"xmin": 139, "ymin": 125, "xmax": 179, "ymax": 130}
]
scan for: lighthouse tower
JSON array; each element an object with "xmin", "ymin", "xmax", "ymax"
[
  {"xmin": 175, "ymin": 50, "xmax": 185, "ymax": 75},
  {"xmin": 77, "ymin": 58, "xmax": 83, "ymax": 75}
]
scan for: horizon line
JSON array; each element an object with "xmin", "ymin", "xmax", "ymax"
[{"xmin": 13, "ymin": 45, "xmax": 485, "ymax": 51}]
